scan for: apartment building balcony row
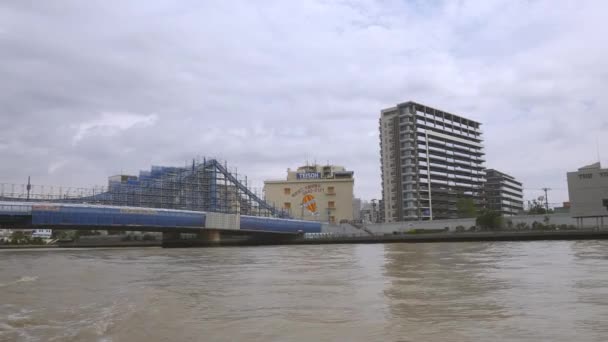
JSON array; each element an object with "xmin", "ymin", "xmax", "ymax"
[
  {"xmin": 424, "ymin": 156, "xmax": 486, "ymax": 171},
  {"xmin": 419, "ymin": 136, "xmax": 486, "ymax": 156},
  {"xmin": 415, "ymin": 123, "xmax": 483, "ymax": 145},
  {"xmin": 414, "ymin": 111, "xmax": 482, "ymax": 131},
  {"xmin": 417, "ymin": 162, "xmax": 486, "ymax": 178}
]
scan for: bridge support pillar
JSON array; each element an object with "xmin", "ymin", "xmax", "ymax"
[
  {"xmin": 197, "ymin": 230, "xmax": 221, "ymax": 243},
  {"xmin": 162, "ymin": 231, "xmax": 181, "ymax": 242}
]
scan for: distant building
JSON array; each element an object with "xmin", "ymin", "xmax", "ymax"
[
  {"xmin": 352, "ymin": 198, "xmax": 362, "ymax": 221},
  {"xmin": 553, "ymin": 201, "xmax": 571, "ymax": 214},
  {"xmin": 264, "ymin": 165, "xmax": 354, "ymax": 224},
  {"xmin": 380, "ymin": 101, "xmax": 486, "ymax": 222},
  {"xmin": 484, "ymin": 169, "xmax": 524, "ymax": 216},
  {"xmin": 359, "ymin": 199, "xmax": 382, "ymax": 223},
  {"xmin": 567, "ymin": 162, "xmax": 608, "ymax": 228},
  {"xmin": 32, "ymin": 229, "xmax": 52, "ymax": 239}
]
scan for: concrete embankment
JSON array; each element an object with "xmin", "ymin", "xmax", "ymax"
[
  {"xmin": 0, "ymin": 244, "xmax": 59, "ymax": 249},
  {"xmin": 290, "ymin": 230, "xmax": 608, "ymax": 245},
  {"xmin": 162, "ymin": 229, "xmax": 608, "ymax": 248},
  {"xmin": 0, "ymin": 241, "xmax": 161, "ymax": 249}
]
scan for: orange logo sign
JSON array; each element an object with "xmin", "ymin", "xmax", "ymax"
[{"xmin": 302, "ymin": 194, "xmax": 317, "ymax": 214}]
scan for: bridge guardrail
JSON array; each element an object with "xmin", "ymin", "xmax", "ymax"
[{"xmin": 0, "ymin": 203, "xmax": 32, "ymax": 215}]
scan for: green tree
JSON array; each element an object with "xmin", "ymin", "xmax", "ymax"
[
  {"xmin": 476, "ymin": 210, "xmax": 503, "ymax": 230},
  {"xmin": 31, "ymin": 237, "xmax": 44, "ymax": 245},
  {"xmin": 456, "ymin": 198, "xmax": 477, "ymax": 218},
  {"xmin": 10, "ymin": 231, "xmax": 30, "ymax": 245},
  {"xmin": 528, "ymin": 200, "xmax": 553, "ymax": 215}
]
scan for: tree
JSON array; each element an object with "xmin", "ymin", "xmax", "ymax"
[
  {"xmin": 528, "ymin": 200, "xmax": 553, "ymax": 215},
  {"xmin": 476, "ymin": 210, "xmax": 503, "ymax": 230},
  {"xmin": 10, "ymin": 231, "xmax": 30, "ymax": 245},
  {"xmin": 456, "ymin": 198, "xmax": 477, "ymax": 218}
]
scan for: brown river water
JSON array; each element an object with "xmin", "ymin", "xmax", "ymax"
[{"xmin": 1, "ymin": 241, "xmax": 608, "ymax": 341}]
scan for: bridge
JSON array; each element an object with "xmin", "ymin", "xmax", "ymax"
[{"xmin": 0, "ymin": 201, "xmax": 322, "ymax": 246}]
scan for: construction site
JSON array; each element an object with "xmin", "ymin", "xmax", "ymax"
[{"xmin": 0, "ymin": 158, "xmax": 288, "ymax": 218}]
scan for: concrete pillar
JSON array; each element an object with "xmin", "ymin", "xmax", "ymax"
[
  {"xmin": 162, "ymin": 231, "xmax": 181, "ymax": 241},
  {"xmin": 197, "ymin": 230, "xmax": 221, "ymax": 242}
]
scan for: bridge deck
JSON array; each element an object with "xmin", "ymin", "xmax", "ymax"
[{"xmin": 0, "ymin": 201, "xmax": 322, "ymax": 234}]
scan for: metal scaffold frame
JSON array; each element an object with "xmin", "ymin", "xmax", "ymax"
[{"xmin": 0, "ymin": 158, "xmax": 289, "ymax": 218}]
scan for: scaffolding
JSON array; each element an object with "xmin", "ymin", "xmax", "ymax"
[{"xmin": 0, "ymin": 158, "xmax": 288, "ymax": 218}]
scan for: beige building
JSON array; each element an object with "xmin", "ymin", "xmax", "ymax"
[
  {"xmin": 264, "ymin": 165, "xmax": 355, "ymax": 224},
  {"xmin": 567, "ymin": 162, "xmax": 608, "ymax": 228}
]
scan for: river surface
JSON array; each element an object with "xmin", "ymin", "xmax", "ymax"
[{"xmin": 1, "ymin": 241, "xmax": 608, "ymax": 342}]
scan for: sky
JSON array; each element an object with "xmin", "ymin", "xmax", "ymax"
[{"xmin": 1, "ymin": 0, "xmax": 607, "ymax": 206}]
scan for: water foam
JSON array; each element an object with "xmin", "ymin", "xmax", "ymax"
[{"xmin": 0, "ymin": 275, "xmax": 38, "ymax": 288}]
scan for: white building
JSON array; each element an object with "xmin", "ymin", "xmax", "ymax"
[
  {"xmin": 380, "ymin": 101, "xmax": 486, "ymax": 222},
  {"xmin": 567, "ymin": 162, "xmax": 608, "ymax": 228}
]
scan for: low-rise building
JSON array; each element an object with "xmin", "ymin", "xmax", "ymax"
[
  {"xmin": 264, "ymin": 164, "xmax": 354, "ymax": 224},
  {"xmin": 567, "ymin": 162, "xmax": 608, "ymax": 228},
  {"xmin": 352, "ymin": 198, "xmax": 362, "ymax": 221},
  {"xmin": 484, "ymin": 169, "xmax": 524, "ymax": 216}
]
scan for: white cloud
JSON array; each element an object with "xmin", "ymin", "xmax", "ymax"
[
  {"xmin": 0, "ymin": 0, "xmax": 606, "ymax": 205},
  {"xmin": 48, "ymin": 160, "xmax": 67, "ymax": 174},
  {"xmin": 72, "ymin": 111, "xmax": 158, "ymax": 144}
]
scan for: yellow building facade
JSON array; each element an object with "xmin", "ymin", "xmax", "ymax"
[{"xmin": 264, "ymin": 165, "xmax": 355, "ymax": 224}]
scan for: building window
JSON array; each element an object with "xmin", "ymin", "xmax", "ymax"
[
  {"xmin": 600, "ymin": 172, "xmax": 608, "ymax": 177},
  {"xmin": 329, "ymin": 216, "xmax": 336, "ymax": 224},
  {"xmin": 284, "ymin": 202, "xmax": 291, "ymax": 209},
  {"xmin": 284, "ymin": 188, "xmax": 291, "ymax": 195},
  {"xmin": 328, "ymin": 201, "xmax": 335, "ymax": 208},
  {"xmin": 578, "ymin": 174, "xmax": 593, "ymax": 180},
  {"xmin": 327, "ymin": 186, "xmax": 335, "ymax": 194}
]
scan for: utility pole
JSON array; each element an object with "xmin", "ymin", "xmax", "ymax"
[
  {"xmin": 26, "ymin": 176, "xmax": 31, "ymax": 201},
  {"xmin": 371, "ymin": 199, "xmax": 377, "ymax": 223},
  {"xmin": 542, "ymin": 187, "xmax": 551, "ymax": 212}
]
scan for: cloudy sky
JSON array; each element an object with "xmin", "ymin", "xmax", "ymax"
[{"xmin": 1, "ymin": 0, "xmax": 607, "ymax": 206}]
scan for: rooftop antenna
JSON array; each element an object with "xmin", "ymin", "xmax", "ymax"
[{"xmin": 597, "ymin": 137, "xmax": 602, "ymax": 166}]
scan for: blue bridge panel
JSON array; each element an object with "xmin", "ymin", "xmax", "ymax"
[
  {"xmin": 3, "ymin": 201, "xmax": 319, "ymax": 233},
  {"xmin": 240, "ymin": 216, "xmax": 322, "ymax": 233},
  {"xmin": 31, "ymin": 205, "xmax": 206, "ymax": 228}
]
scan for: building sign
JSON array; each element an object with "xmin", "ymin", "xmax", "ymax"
[
  {"xmin": 297, "ymin": 172, "xmax": 321, "ymax": 180},
  {"xmin": 302, "ymin": 194, "xmax": 318, "ymax": 214},
  {"xmin": 292, "ymin": 184, "xmax": 325, "ymax": 197}
]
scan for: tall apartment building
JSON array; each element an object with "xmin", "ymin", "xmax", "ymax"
[
  {"xmin": 380, "ymin": 101, "xmax": 486, "ymax": 222},
  {"xmin": 484, "ymin": 169, "xmax": 523, "ymax": 216}
]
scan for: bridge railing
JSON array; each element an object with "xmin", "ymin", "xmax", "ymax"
[
  {"xmin": 0, "ymin": 203, "xmax": 33, "ymax": 215},
  {"xmin": 0, "ymin": 183, "xmax": 108, "ymax": 202}
]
